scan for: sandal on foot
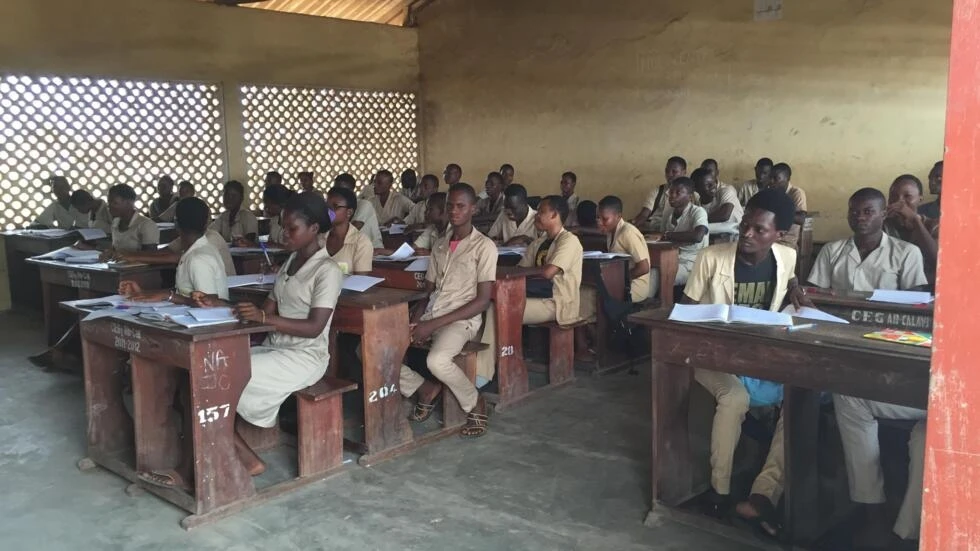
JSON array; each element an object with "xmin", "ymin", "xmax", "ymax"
[
  {"xmin": 410, "ymin": 394, "xmax": 441, "ymax": 422},
  {"xmin": 734, "ymin": 496, "xmax": 782, "ymax": 540},
  {"xmin": 137, "ymin": 469, "xmax": 192, "ymax": 492},
  {"xmin": 460, "ymin": 411, "xmax": 489, "ymax": 439}
]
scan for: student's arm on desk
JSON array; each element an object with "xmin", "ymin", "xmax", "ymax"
[
  {"xmin": 663, "ymin": 226, "xmax": 708, "ymax": 245},
  {"xmin": 236, "ymin": 299, "xmax": 334, "ymax": 339},
  {"xmin": 707, "ymin": 204, "xmax": 734, "ymax": 224},
  {"xmin": 505, "ymin": 235, "xmax": 534, "ymax": 247},
  {"xmin": 411, "ymin": 281, "xmax": 493, "ymax": 344}
]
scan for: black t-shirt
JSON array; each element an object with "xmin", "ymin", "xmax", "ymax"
[
  {"xmin": 534, "ymin": 238, "xmax": 555, "ymax": 267},
  {"xmin": 733, "ymin": 250, "xmax": 777, "ymax": 310}
]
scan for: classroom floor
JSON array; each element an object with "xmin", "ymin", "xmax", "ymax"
[{"xmin": 0, "ymin": 308, "xmax": 756, "ymax": 551}]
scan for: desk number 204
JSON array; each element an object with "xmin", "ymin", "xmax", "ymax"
[
  {"xmin": 197, "ymin": 404, "xmax": 231, "ymax": 425},
  {"xmin": 368, "ymin": 384, "xmax": 397, "ymax": 403}
]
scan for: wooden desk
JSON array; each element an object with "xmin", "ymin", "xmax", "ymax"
[
  {"xmin": 230, "ymin": 250, "xmax": 290, "ymax": 276},
  {"xmin": 570, "ymin": 227, "xmax": 680, "ymax": 306},
  {"xmin": 581, "ymin": 256, "xmax": 632, "ymax": 376},
  {"xmin": 629, "ymin": 309, "xmax": 930, "ymax": 546},
  {"xmin": 2, "ymin": 231, "xmax": 78, "ymax": 309},
  {"xmin": 797, "ymin": 214, "xmax": 815, "ymax": 281},
  {"xmin": 806, "ymin": 289, "xmax": 934, "ymax": 331},
  {"xmin": 381, "ymin": 230, "xmax": 411, "ymax": 250}
]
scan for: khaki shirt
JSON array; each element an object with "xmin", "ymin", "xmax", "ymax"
[
  {"xmin": 414, "ymin": 224, "xmax": 448, "ymax": 250},
  {"xmin": 175, "ymin": 235, "xmax": 229, "ymax": 299},
  {"xmin": 519, "ymin": 229, "xmax": 584, "ymax": 325},
  {"xmin": 324, "ymin": 225, "xmax": 373, "ymax": 274},
  {"xmin": 477, "ymin": 194, "xmax": 505, "ymax": 219},
  {"xmin": 777, "ymin": 183, "xmax": 808, "ymax": 248},
  {"xmin": 90, "ymin": 201, "xmax": 113, "ymax": 233},
  {"xmin": 370, "ymin": 193, "xmax": 414, "ymax": 224},
  {"xmin": 168, "ymin": 229, "xmax": 236, "ymax": 276},
  {"xmin": 404, "ymin": 200, "xmax": 427, "ymax": 226},
  {"xmin": 661, "ymin": 202, "xmax": 709, "ymax": 267},
  {"xmin": 737, "ymin": 179, "xmax": 761, "ymax": 206},
  {"xmin": 703, "ymin": 183, "xmax": 744, "ymax": 226},
  {"xmin": 642, "ymin": 184, "xmax": 700, "ymax": 228},
  {"xmin": 266, "ymin": 247, "xmax": 343, "ymax": 358},
  {"xmin": 565, "ymin": 194, "xmax": 580, "ymax": 227},
  {"xmin": 34, "ymin": 201, "xmax": 88, "ymax": 228},
  {"xmin": 210, "ymin": 209, "xmax": 259, "ymax": 241},
  {"xmin": 267, "ymin": 214, "xmax": 284, "ymax": 244},
  {"xmin": 352, "ymin": 199, "xmax": 383, "ymax": 248},
  {"xmin": 149, "ymin": 196, "xmax": 177, "ymax": 219},
  {"xmin": 683, "ymin": 241, "xmax": 797, "ymax": 312},
  {"xmin": 156, "ymin": 200, "xmax": 178, "ymax": 222},
  {"xmin": 807, "ymin": 234, "xmax": 927, "ymax": 292},
  {"xmin": 488, "ymin": 207, "xmax": 540, "ymax": 243},
  {"xmin": 424, "ymin": 228, "xmax": 497, "ymax": 330},
  {"xmin": 607, "ymin": 218, "xmax": 651, "ymax": 302},
  {"xmin": 112, "ymin": 213, "xmax": 160, "ymax": 252}
]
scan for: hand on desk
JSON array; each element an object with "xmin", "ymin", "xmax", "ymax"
[
  {"xmin": 233, "ymin": 237, "xmax": 257, "ymax": 248},
  {"xmin": 191, "ymin": 292, "xmax": 224, "ymax": 308},
  {"xmin": 234, "ymin": 302, "xmax": 265, "ymax": 324},
  {"xmin": 788, "ymin": 284, "xmax": 814, "ymax": 310},
  {"xmin": 99, "ymin": 247, "xmax": 122, "ymax": 262},
  {"xmin": 118, "ymin": 280, "xmax": 142, "ymax": 297},
  {"xmin": 410, "ymin": 320, "xmax": 436, "ymax": 345}
]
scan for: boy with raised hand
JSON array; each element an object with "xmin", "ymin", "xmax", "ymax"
[
  {"xmin": 631, "ymin": 156, "xmax": 688, "ymax": 230},
  {"xmin": 487, "ymin": 183, "xmax": 541, "ymax": 246},
  {"xmin": 596, "ymin": 195, "xmax": 651, "ymax": 303}
]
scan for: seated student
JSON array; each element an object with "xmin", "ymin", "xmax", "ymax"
[
  {"xmin": 632, "ymin": 156, "xmax": 688, "ymax": 229},
  {"xmin": 69, "ymin": 190, "xmax": 112, "ymax": 233},
  {"xmin": 885, "ymin": 175, "xmax": 939, "ymax": 283},
  {"xmin": 487, "ymin": 184, "xmax": 541, "ymax": 246},
  {"xmin": 700, "ymin": 158, "xmax": 728, "ymax": 188},
  {"xmin": 476, "ymin": 172, "xmax": 505, "ymax": 221},
  {"xmin": 298, "ymin": 171, "xmax": 315, "ymax": 193},
  {"xmin": 100, "ymin": 184, "xmax": 160, "ymax": 257},
  {"xmin": 444, "ymin": 163, "xmax": 463, "ymax": 188},
  {"xmin": 235, "ymin": 184, "xmax": 295, "ymax": 249},
  {"xmin": 156, "ymin": 180, "xmax": 195, "ymax": 222},
  {"xmin": 801, "ymin": 187, "xmax": 928, "ymax": 546},
  {"xmin": 737, "ymin": 158, "xmax": 774, "ymax": 206},
  {"xmin": 323, "ymin": 186, "xmax": 372, "ymax": 275},
  {"xmin": 596, "ymin": 195, "xmax": 651, "ymax": 302},
  {"xmin": 400, "ymin": 169, "xmax": 419, "ymax": 200},
  {"xmin": 400, "ymin": 183, "xmax": 494, "ymax": 438},
  {"xmin": 659, "ymin": 177, "xmax": 709, "ymax": 286},
  {"xmin": 33, "ymin": 176, "xmax": 88, "ymax": 228},
  {"xmin": 402, "ymin": 173, "xmax": 439, "ymax": 227},
  {"xmin": 770, "ymin": 162, "xmax": 807, "ymax": 249},
  {"xmin": 148, "ymin": 176, "xmax": 177, "ymax": 220},
  {"xmin": 369, "ymin": 169, "xmax": 415, "ymax": 225},
  {"xmin": 575, "ymin": 200, "xmax": 598, "ymax": 228},
  {"xmin": 682, "ymin": 188, "xmax": 807, "ymax": 522},
  {"xmin": 118, "ymin": 218, "xmax": 236, "ymax": 277},
  {"xmin": 917, "ymin": 160, "xmax": 942, "ymax": 221},
  {"xmin": 561, "ymin": 172, "xmax": 581, "ymax": 226},
  {"xmin": 264, "ymin": 170, "xmax": 283, "ymax": 189},
  {"xmin": 692, "ymin": 167, "xmax": 744, "ymax": 233},
  {"xmin": 413, "ymin": 192, "xmax": 448, "ymax": 253},
  {"xmin": 499, "ymin": 163, "xmax": 515, "ymax": 187},
  {"xmin": 334, "ymin": 173, "xmax": 383, "ymax": 249},
  {"xmin": 210, "ymin": 180, "xmax": 259, "ymax": 243}
]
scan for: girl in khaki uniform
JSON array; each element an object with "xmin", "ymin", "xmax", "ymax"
[
  {"xmin": 99, "ymin": 184, "xmax": 160, "ymax": 260},
  {"xmin": 324, "ymin": 187, "xmax": 373, "ymax": 274}
]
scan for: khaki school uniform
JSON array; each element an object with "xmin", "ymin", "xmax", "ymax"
[
  {"xmin": 210, "ymin": 209, "xmax": 259, "ymax": 242},
  {"xmin": 156, "ymin": 200, "xmax": 178, "ymax": 223},
  {"xmin": 413, "ymin": 224, "xmax": 448, "ymax": 250},
  {"xmin": 777, "ymin": 183, "xmax": 807, "ymax": 249},
  {"xmin": 34, "ymin": 201, "xmax": 88, "ymax": 228},
  {"xmin": 167, "ymin": 229, "xmax": 236, "ymax": 276},
  {"xmin": 477, "ymin": 194, "xmax": 504, "ymax": 219},
  {"xmin": 518, "ymin": 229, "xmax": 590, "ymax": 325},
  {"xmin": 352, "ymin": 199, "xmax": 383, "ymax": 249},
  {"xmin": 737, "ymin": 179, "xmax": 761, "ymax": 206},
  {"xmin": 149, "ymin": 196, "xmax": 177, "ymax": 220},
  {"xmin": 175, "ymin": 235, "xmax": 229, "ymax": 300},
  {"xmin": 487, "ymin": 208, "xmax": 540, "ymax": 243},
  {"xmin": 399, "ymin": 229, "xmax": 497, "ymax": 412},
  {"xmin": 370, "ymin": 193, "xmax": 414, "ymax": 224},
  {"xmin": 324, "ymin": 225, "xmax": 373, "ymax": 274},
  {"xmin": 808, "ymin": 234, "xmax": 927, "ymax": 292},
  {"xmin": 642, "ymin": 184, "xmax": 701, "ymax": 228},
  {"xmin": 607, "ymin": 218, "xmax": 651, "ymax": 302},
  {"xmin": 703, "ymin": 183, "xmax": 744, "ymax": 231},
  {"xmin": 90, "ymin": 201, "xmax": 113, "ymax": 233},
  {"xmin": 661, "ymin": 202, "xmax": 709, "ymax": 286},
  {"xmin": 565, "ymin": 194, "xmax": 580, "ymax": 227},
  {"xmin": 237, "ymin": 248, "xmax": 343, "ymax": 427},
  {"xmin": 683, "ymin": 241, "xmax": 797, "ymax": 497},
  {"xmin": 112, "ymin": 213, "xmax": 160, "ymax": 252},
  {"xmin": 267, "ymin": 213, "xmax": 284, "ymax": 244},
  {"xmin": 403, "ymin": 200, "xmax": 428, "ymax": 226}
]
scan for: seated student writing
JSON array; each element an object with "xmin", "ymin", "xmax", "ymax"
[
  {"xmin": 369, "ymin": 169, "xmax": 415, "ymax": 225},
  {"xmin": 595, "ymin": 195, "xmax": 651, "ymax": 303},
  {"xmin": 323, "ymin": 186, "xmax": 372, "ymax": 275},
  {"xmin": 885, "ymin": 175, "xmax": 939, "ymax": 285},
  {"xmin": 69, "ymin": 190, "xmax": 113, "ymax": 233},
  {"xmin": 99, "ymin": 184, "xmax": 161, "ymax": 258},
  {"xmin": 917, "ymin": 160, "xmax": 942, "ymax": 220},
  {"xmin": 487, "ymin": 184, "xmax": 541, "ymax": 246},
  {"xmin": 681, "ymin": 188, "xmax": 808, "ymax": 527},
  {"xmin": 33, "ymin": 175, "xmax": 88, "ymax": 228},
  {"xmin": 804, "ymin": 187, "xmax": 928, "ymax": 547},
  {"xmin": 401, "ymin": 173, "xmax": 439, "ymax": 228},
  {"xmin": 769, "ymin": 163, "xmax": 807, "ymax": 249},
  {"xmin": 560, "ymin": 172, "xmax": 581, "ymax": 226},
  {"xmin": 235, "ymin": 183, "xmax": 294, "ymax": 248},
  {"xmin": 156, "ymin": 180, "xmax": 195, "ymax": 223},
  {"xmin": 400, "ymin": 183, "xmax": 495, "ymax": 438},
  {"xmin": 116, "ymin": 218, "xmax": 236, "ymax": 277},
  {"xmin": 148, "ymin": 176, "xmax": 177, "ymax": 220},
  {"xmin": 211, "ymin": 180, "xmax": 259, "ymax": 243},
  {"xmin": 737, "ymin": 157, "xmax": 774, "ymax": 206},
  {"xmin": 692, "ymin": 167, "xmax": 744, "ymax": 233},
  {"xmin": 659, "ymin": 177, "xmax": 709, "ymax": 287},
  {"xmin": 475, "ymin": 172, "xmax": 505, "ymax": 224},
  {"xmin": 334, "ymin": 173, "xmax": 384, "ymax": 250},
  {"xmin": 412, "ymin": 192, "xmax": 448, "ymax": 254},
  {"xmin": 631, "ymin": 156, "xmax": 688, "ymax": 230}
]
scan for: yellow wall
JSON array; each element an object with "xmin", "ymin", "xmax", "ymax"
[{"xmin": 417, "ymin": 0, "xmax": 951, "ymax": 240}]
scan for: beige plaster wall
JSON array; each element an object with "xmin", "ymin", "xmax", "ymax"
[{"xmin": 418, "ymin": 0, "xmax": 951, "ymax": 240}]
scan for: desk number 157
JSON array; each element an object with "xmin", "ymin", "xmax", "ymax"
[{"xmin": 197, "ymin": 404, "xmax": 231, "ymax": 425}]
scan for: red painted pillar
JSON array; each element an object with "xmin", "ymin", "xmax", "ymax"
[{"xmin": 922, "ymin": 0, "xmax": 980, "ymax": 549}]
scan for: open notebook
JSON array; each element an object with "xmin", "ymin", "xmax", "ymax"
[{"xmin": 669, "ymin": 304, "xmax": 794, "ymax": 326}]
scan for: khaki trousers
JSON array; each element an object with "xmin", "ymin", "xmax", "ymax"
[{"xmin": 399, "ymin": 320, "xmax": 480, "ymax": 412}]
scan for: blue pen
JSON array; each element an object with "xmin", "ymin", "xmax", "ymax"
[{"xmin": 259, "ymin": 241, "xmax": 273, "ymax": 266}]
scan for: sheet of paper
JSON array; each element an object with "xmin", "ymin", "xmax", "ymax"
[
  {"xmin": 342, "ymin": 275, "xmax": 386, "ymax": 292},
  {"xmin": 187, "ymin": 307, "xmax": 237, "ymax": 322},
  {"xmin": 75, "ymin": 228, "xmax": 108, "ymax": 241},
  {"xmin": 868, "ymin": 289, "xmax": 934, "ymax": 305},
  {"xmin": 374, "ymin": 242, "xmax": 415, "ymax": 261},
  {"xmin": 404, "ymin": 257, "xmax": 430, "ymax": 272},
  {"xmin": 35, "ymin": 246, "xmax": 100, "ymax": 261},
  {"xmin": 22, "ymin": 229, "xmax": 75, "ymax": 238},
  {"xmin": 169, "ymin": 314, "xmax": 239, "ymax": 328},
  {"xmin": 73, "ymin": 294, "xmax": 126, "ymax": 307},
  {"xmin": 729, "ymin": 305, "xmax": 794, "ymax": 326},
  {"xmin": 782, "ymin": 305, "xmax": 850, "ymax": 324},
  {"xmin": 582, "ymin": 251, "xmax": 631, "ymax": 259},
  {"xmin": 120, "ymin": 300, "xmax": 175, "ymax": 309},
  {"xmin": 227, "ymin": 274, "xmax": 276, "ymax": 288},
  {"xmin": 387, "ymin": 224, "xmax": 407, "ymax": 235},
  {"xmin": 65, "ymin": 256, "xmax": 102, "ymax": 264},
  {"xmin": 82, "ymin": 309, "xmax": 136, "ymax": 322},
  {"xmin": 229, "ymin": 247, "xmax": 285, "ymax": 254},
  {"xmin": 497, "ymin": 246, "xmax": 527, "ymax": 256},
  {"xmin": 668, "ymin": 304, "xmax": 730, "ymax": 323}
]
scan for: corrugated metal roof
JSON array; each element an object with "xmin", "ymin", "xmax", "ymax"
[{"xmin": 212, "ymin": 0, "xmax": 415, "ymax": 26}]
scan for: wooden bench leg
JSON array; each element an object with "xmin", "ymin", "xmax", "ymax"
[
  {"xmin": 297, "ymin": 394, "xmax": 344, "ymax": 477},
  {"xmin": 443, "ymin": 352, "xmax": 478, "ymax": 429},
  {"xmin": 548, "ymin": 327, "xmax": 575, "ymax": 386}
]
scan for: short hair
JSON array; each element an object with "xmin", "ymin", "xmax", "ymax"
[
  {"xmin": 224, "ymin": 180, "xmax": 245, "ymax": 196},
  {"xmin": 298, "ymin": 171, "xmax": 313, "ymax": 179},
  {"xmin": 576, "ymin": 200, "xmax": 598, "ymax": 227},
  {"xmin": 448, "ymin": 182, "xmax": 478, "ymax": 203},
  {"xmin": 541, "ymin": 195, "xmax": 570, "ymax": 223},
  {"xmin": 669, "ymin": 177, "xmax": 695, "ymax": 194},
  {"xmin": 486, "ymin": 171, "xmax": 503, "ymax": 183},
  {"xmin": 850, "ymin": 187, "xmax": 887, "ymax": 208},
  {"xmin": 158, "ymin": 175, "xmax": 175, "ymax": 187},
  {"xmin": 700, "ymin": 158, "xmax": 718, "ymax": 169},
  {"xmin": 265, "ymin": 171, "xmax": 283, "ymax": 185},
  {"xmin": 499, "ymin": 163, "xmax": 514, "ymax": 172},
  {"xmin": 69, "ymin": 190, "xmax": 93, "ymax": 208},
  {"xmin": 745, "ymin": 188, "xmax": 797, "ymax": 231},
  {"xmin": 756, "ymin": 157, "xmax": 774, "ymax": 168},
  {"xmin": 400, "ymin": 169, "xmax": 418, "ymax": 187},
  {"xmin": 930, "ymin": 161, "xmax": 943, "ymax": 175},
  {"xmin": 178, "ymin": 180, "xmax": 194, "ymax": 193},
  {"xmin": 326, "ymin": 186, "xmax": 357, "ymax": 212},
  {"xmin": 376, "ymin": 169, "xmax": 394, "ymax": 181},
  {"xmin": 561, "ymin": 171, "xmax": 577, "ymax": 183},
  {"xmin": 108, "ymin": 184, "xmax": 137, "ymax": 202},
  {"xmin": 667, "ymin": 156, "xmax": 687, "ymax": 170},
  {"xmin": 420, "ymin": 173, "xmax": 439, "ymax": 187},
  {"xmin": 262, "ymin": 183, "xmax": 294, "ymax": 206},
  {"xmin": 503, "ymin": 183, "xmax": 528, "ymax": 202},
  {"xmin": 772, "ymin": 162, "xmax": 792, "ymax": 179},
  {"xmin": 597, "ymin": 195, "xmax": 623, "ymax": 214},
  {"xmin": 427, "ymin": 191, "xmax": 447, "ymax": 209},
  {"xmin": 175, "ymin": 197, "xmax": 211, "ymax": 234},
  {"xmin": 47, "ymin": 175, "xmax": 69, "ymax": 188},
  {"xmin": 690, "ymin": 168, "xmax": 710, "ymax": 185},
  {"xmin": 891, "ymin": 174, "xmax": 923, "ymax": 195},
  {"xmin": 284, "ymin": 191, "xmax": 332, "ymax": 234},
  {"xmin": 446, "ymin": 163, "xmax": 462, "ymax": 173},
  {"xmin": 334, "ymin": 173, "xmax": 356, "ymax": 188}
]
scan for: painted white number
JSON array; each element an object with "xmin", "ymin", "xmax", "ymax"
[
  {"xmin": 197, "ymin": 403, "xmax": 231, "ymax": 425},
  {"xmin": 500, "ymin": 345, "xmax": 515, "ymax": 357},
  {"xmin": 368, "ymin": 384, "xmax": 398, "ymax": 403}
]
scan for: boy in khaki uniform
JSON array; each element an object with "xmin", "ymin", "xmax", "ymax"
[
  {"xmin": 400, "ymin": 183, "xmax": 495, "ymax": 438},
  {"xmin": 402, "ymin": 174, "xmax": 439, "ymax": 228},
  {"xmin": 369, "ymin": 169, "xmax": 415, "ymax": 225},
  {"xmin": 487, "ymin": 183, "xmax": 541, "ymax": 245},
  {"xmin": 631, "ymin": 156, "xmax": 688, "ymax": 230},
  {"xmin": 770, "ymin": 163, "xmax": 807, "ymax": 249},
  {"xmin": 596, "ymin": 195, "xmax": 651, "ymax": 303},
  {"xmin": 412, "ymin": 192, "xmax": 448, "ymax": 253}
]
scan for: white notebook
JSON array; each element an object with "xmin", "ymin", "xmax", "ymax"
[
  {"xmin": 781, "ymin": 305, "xmax": 849, "ymax": 324},
  {"xmin": 669, "ymin": 304, "xmax": 793, "ymax": 326},
  {"xmin": 868, "ymin": 289, "xmax": 934, "ymax": 305}
]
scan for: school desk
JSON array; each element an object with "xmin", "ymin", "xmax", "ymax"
[
  {"xmin": 628, "ymin": 309, "xmax": 930, "ymax": 547},
  {"xmin": 797, "ymin": 213, "xmax": 816, "ymax": 281},
  {"xmin": 805, "ymin": 288, "xmax": 934, "ymax": 332},
  {"xmin": 230, "ymin": 248, "xmax": 290, "ymax": 275},
  {"xmin": 380, "ymin": 229, "xmax": 412, "ymax": 250},
  {"xmin": 569, "ymin": 227, "xmax": 680, "ymax": 306},
  {"xmin": 580, "ymin": 256, "xmax": 633, "ymax": 376},
  {"xmin": 2, "ymin": 230, "xmax": 78, "ymax": 310}
]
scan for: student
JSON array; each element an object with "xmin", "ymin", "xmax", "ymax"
[
  {"xmin": 118, "ymin": 219, "xmax": 236, "ymax": 277},
  {"xmin": 400, "ymin": 169, "xmax": 419, "ymax": 200},
  {"xmin": 69, "ymin": 190, "xmax": 112, "ymax": 233},
  {"xmin": 692, "ymin": 167, "xmax": 743, "ymax": 232},
  {"xmin": 576, "ymin": 200, "xmax": 598, "ymax": 228},
  {"xmin": 803, "ymin": 187, "xmax": 927, "ymax": 546},
  {"xmin": 770, "ymin": 163, "xmax": 807, "ymax": 248},
  {"xmin": 560, "ymin": 172, "xmax": 580, "ymax": 226},
  {"xmin": 885, "ymin": 175, "xmax": 939, "ymax": 283},
  {"xmin": 403, "ymin": 174, "xmax": 439, "ymax": 227},
  {"xmin": 323, "ymin": 186, "xmax": 373, "ymax": 275},
  {"xmin": 102, "ymin": 184, "xmax": 160, "ymax": 256},
  {"xmin": 263, "ymin": 183, "xmax": 294, "ymax": 246},
  {"xmin": 632, "ymin": 156, "xmax": 688, "ymax": 229},
  {"xmin": 33, "ymin": 176, "xmax": 88, "ymax": 228},
  {"xmin": 499, "ymin": 163, "xmax": 515, "ymax": 186},
  {"xmin": 700, "ymin": 158, "xmax": 727, "ymax": 188},
  {"xmin": 413, "ymin": 192, "xmax": 448, "ymax": 253},
  {"xmin": 476, "ymin": 172, "xmax": 505, "ymax": 220},
  {"xmin": 487, "ymin": 184, "xmax": 541, "ymax": 245},
  {"xmin": 737, "ymin": 158, "xmax": 774, "ymax": 206},
  {"xmin": 334, "ymin": 173, "xmax": 383, "ymax": 249},
  {"xmin": 596, "ymin": 195, "xmax": 651, "ymax": 302},
  {"xmin": 444, "ymin": 163, "xmax": 463, "ymax": 187},
  {"xmin": 156, "ymin": 180, "xmax": 195, "ymax": 222},
  {"xmin": 659, "ymin": 177, "xmax": 709, "ymax": 286},
  {"xmin": 682, "ymin": 188, "xmax": 807, "ymax": 520},
  {"xmin": 400, "ymin": 182, "xmax": 494, "ymax": 438},
  {"xmin": 369, "ymin": 169, "xmax": 415, "ymax": 225},
  {"xmin": 148, "ymin": 176, "xmax": 177, "ymax": 220},
  {"xmin": 210, "ymin": 180, "xmax": 259, "ymax": 243},
  {"xmin": 917, "ymin": 160, "xmax": 942, "ymax": 220},
  {"xmin": 264, "ymin": 170, "xmax": 283, "ymax": 189},
  {"xmin": 298, "ymin": 171, "xmax": 315, "ymax": 193}
]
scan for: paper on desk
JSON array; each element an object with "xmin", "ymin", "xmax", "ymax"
[
  {"xmin": 374, "ymin": 242, "xmax": 415, "ymax": 261},
  {"xmin": 35, "ymin": 246, "xmax": 100, "ymax": 261},
  {"xmin": 387, "ymin": 224, "xmax": 408, "ymax": 235},
  {"xmin": 188, "ymin": 307, "xmax": 237, "ymax": 322},
  {"xmin": 868, "ymin": 290, "xmax": 934, "ymax": 305},
  {"xmin": 228, "ymin": 274, "xmax": 276, "ymax": 288},
  {"xmin": 669, "ymin": 304, "xmax": 793, "ymax": 326},
  {"xmin": 782, "ymin": 305, "xmax": 849, "ymax": 324},
  {"xmin": 582, "ymin": 251, "xmax": 630, "ymax": 259},
  {"xmin": 22, "ymin": 228, "xmax": 75, "ymax": 238},
  {"xmin": 404, "ymin": 257, "xmax": 430, "ymax": 272},
  {"xmin": 169, "ymin": 315, "xmax": 238, "ymax": 328},
  {"xmin": 82, "ymin": 309, "xmax": 136, "ymax": 322},
  {"xmin": 139, "ymin": 306, "xmax": 191, "ymax": 321},
  {"xmin": 73, "ymin": 294, "xmax": 126, "ymax": 307},
  {"xmin": 342, "ymin": 275, "xmax": 385, "ymax": 292},
  {"xmin": 497, "ymin": 246, "xmax": 527, "ymax": 256},
  {"xmin": 75, "ymin": 228, "xmax": 108, "ymax": 241}
]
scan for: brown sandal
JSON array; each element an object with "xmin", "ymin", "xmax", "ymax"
[
  {"xmin": 410, "ymin": 394, "xmax": 441, "ymax": 422},
  {"xmin": 137, "ymin": 469, "xmax": 192, "ymax": 492},
  {"xmin": 460, "ymin": 410, "xmax": 489, "ymax": 438}
]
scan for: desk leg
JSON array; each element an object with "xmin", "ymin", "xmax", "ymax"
[
  {"xmin": 658, "ymin": 250, "xmax": 679, "ymax": 307},
  {"xmin": 493, "ymin": 278, "xmax": 528, "ymax": 405},
  {"xmin": 650, "ymin": 331, "xmax": 694, "ymax": 507},
  {"xmin": 80, "ymin": 339, "xmax": 133, "ymax": 465},
  {"xmin": 783, "ymin": 385, "xmax": 822, "ymax": 545},
  {"xmin": 359, "ymin": 305, "xmax": 413, "ymax": 460},
  {"xmin": 131, "ymin": 357, "xmax": 182, "ymax": 473},
  {"xmin": 42, "ymin": 281, "xmax": 76, "ymax": 346}
]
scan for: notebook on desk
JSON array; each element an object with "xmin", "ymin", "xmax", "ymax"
[{"xmin": 669, "ymin": 304, "xmax": 794, "ymax": 326}]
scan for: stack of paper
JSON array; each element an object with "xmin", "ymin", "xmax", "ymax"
[
  {"xmin": 868, "ymin": 290, "xmax": 934, "ymax": 305},
  {"xmin": 582, "ymin": 251, "xmax": 630, "ymax": 259},
  {"xmin": 35, "ymin": 247, "xmax": 101, "ymax": 262},
  {"xmin": 669, "ymin": 304, "xmax": 794, "ymax": 326},
  {"xmin": 170, "ymin": 307, "xmax": 239, "ymax": 328},
  {"xmin": 342, "ymin": 275, "xmax": 385, "ymax": 292},
  {"xmin": 374, "ymin": 242, "xmax": 415, "ymax": 261},
  {"xmin": 76, "ymin": 228, "xmax": 108, "ymax": 241},
  {"xmin": 497, "ymin": 246, "xmax": 527, "ymax": 256},
  {"xmin": 387, "ymin": 224, "xmax": 408, "ymax": 235},
  {"xmin": 22, "ymin": 229, "xmax": 75, "ymax": 238},
  {"xmin": 781, "ymin": 305, "xmax": 849, "ymax": 324},
  {"xmin": 228, "ymin": 274, "xmax": 276, "ymax": 288},
  {"xmin": 404, "ymin": 257, "xmax": 430, "ymax": 272}
]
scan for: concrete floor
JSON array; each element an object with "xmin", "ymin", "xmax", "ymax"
[{"xmin": 0, "ymin": 309, "xmax": 754, "ymax": 551}]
